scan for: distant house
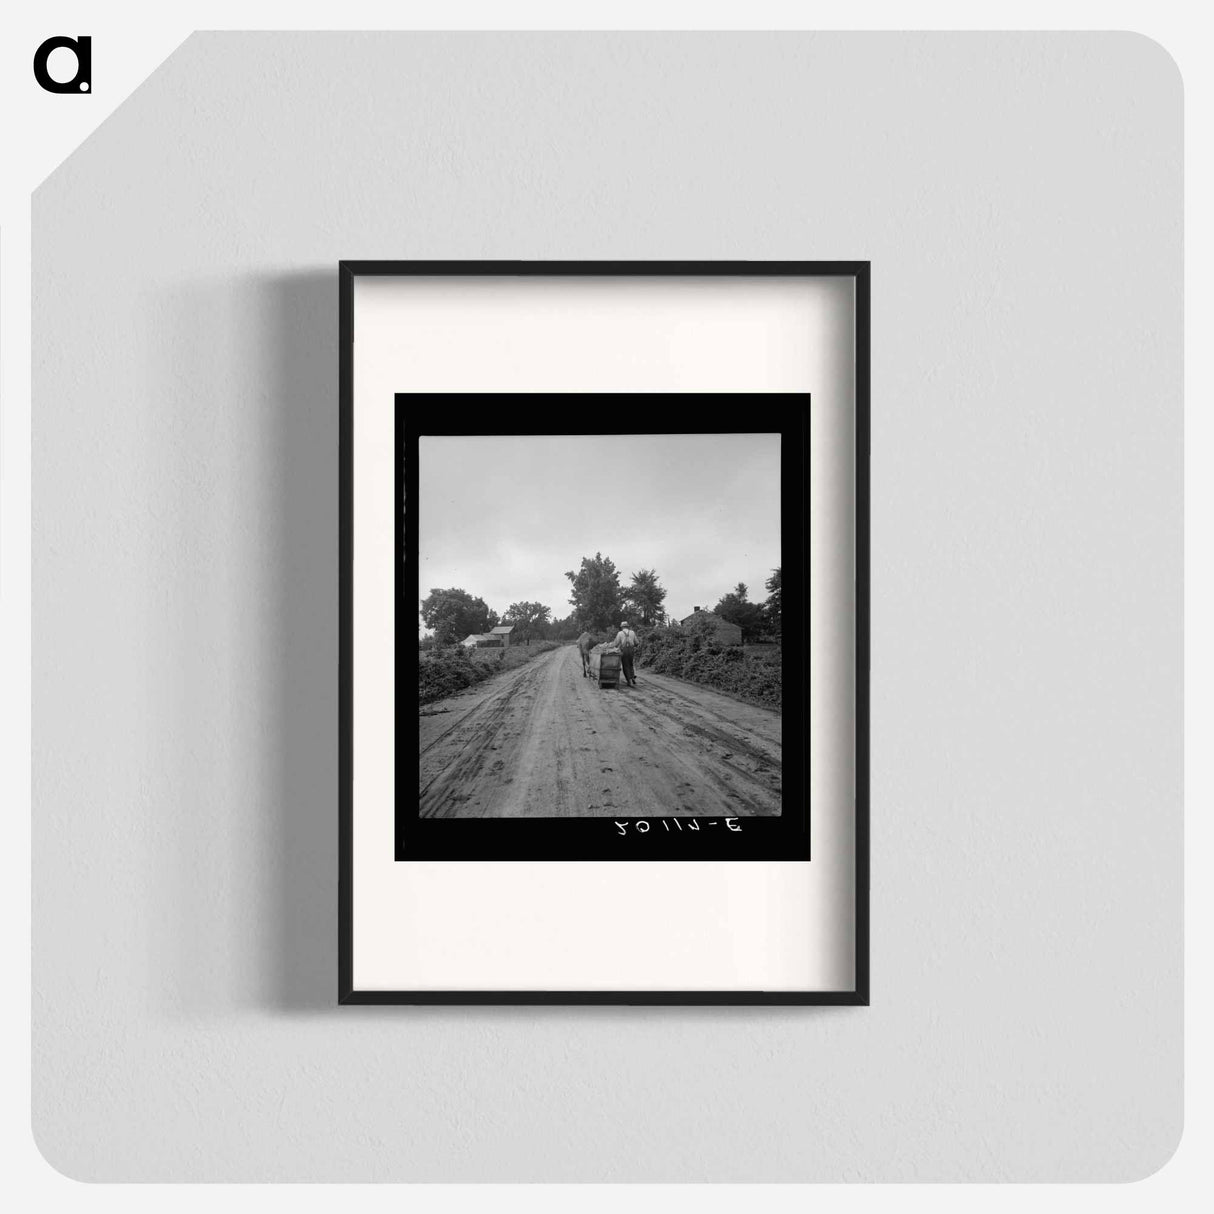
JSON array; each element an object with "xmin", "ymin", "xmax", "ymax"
[
  {"xmin": 489, "ymin": 624, "xmax": 515, "ymax": 648},
  {"xmin": 460, "ymin": 633, "xmax": 499, "ymax": 649},
  {"xmin": 679, "ymin": 607, "xmax": 743, "ymax": 646}
]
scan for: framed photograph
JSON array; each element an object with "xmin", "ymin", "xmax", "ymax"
[{"xmin": 340, "ymin": 261, "xmax": 869, "ymax": 1004}]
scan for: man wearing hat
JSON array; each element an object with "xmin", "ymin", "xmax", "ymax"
[{"xmin": 614, "ymin": 621, "xmax": 639, "ymax": 687}]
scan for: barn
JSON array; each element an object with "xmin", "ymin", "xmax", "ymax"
[
  {"xmin": 679, "ymin": 607, "xmax": 743, "ymax": 646},
  {"xmin": 489, "ymin": 624, "xmax": 515, "ymax": 648},
  {"xmin": 460, "ymin": 633, "xmax": 498, "ymax": 649}
]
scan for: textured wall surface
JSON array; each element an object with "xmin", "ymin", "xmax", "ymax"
[{"xmin": 32, "ymin": 33, "xmax": 1182, "ymax": 1181}]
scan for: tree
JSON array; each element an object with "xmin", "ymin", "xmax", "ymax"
[
  {"xmin": 623, "ymin": 568, "xmax": 667, "ymax": 626},
  {"xmin": 419, "ymin": 587, "xmax": 497, "ymax": 646},
  {"xmin": 544, "ymin": 613, "xmax": 577, "ymax": 641},
  {"xmin": 713, "ymin": 582, "xmax": 766, "ymax": 643},
  {"xmin": 565, "ymin": 552, "xmax": 624, "ymax": 631},
  {"xmin": 504, "ymin": 600, "xmax": 552, "ymax": 646},
  {"xmin": 764, "ymin": 567, "xmax": 782, "ymax": 637}
]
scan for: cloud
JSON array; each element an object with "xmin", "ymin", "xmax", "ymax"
[{"xmin": 417, "ymin": 433, "xmax": 781, "ymax": 629}]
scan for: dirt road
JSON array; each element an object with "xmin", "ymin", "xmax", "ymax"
[{"xmin": 419, "ymin": 644, "xmax": 781, "ymax": 818}]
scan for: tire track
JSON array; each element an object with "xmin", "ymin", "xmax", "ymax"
[{"xmin": 417, "ymin": 644, "xmax": 783, "ymax": 818}]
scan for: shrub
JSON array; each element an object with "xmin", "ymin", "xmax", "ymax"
[
  {"xmin": 417, "ymin": 645, "xmax": 489, "ymax": 704},
  {"xmin": 418, "ymin": 640, "xmax": 564, "ymax": 706},
  {"xmin": 636, "ymin": 624, "xmax": 781, "ymax": 709}
]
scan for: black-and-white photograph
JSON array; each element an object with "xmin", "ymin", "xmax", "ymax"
[{"xmin": 403, "ymin": 400, "xmax": 809, "ymax": 860}]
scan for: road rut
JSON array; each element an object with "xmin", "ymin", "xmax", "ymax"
[{"xmin": 418, "ymin": 645, "xmax": 781, "ymax": 818}]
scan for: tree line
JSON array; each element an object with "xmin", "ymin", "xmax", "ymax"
[
  {"xmin": 713, "ymin": 570, "xmax": 781, "ymax": 642},
  {"xmin": 419, "ymin": 590, "xmax": 553, "ymax": 647},
  {"xmin": 419, "ymin": 556, "xmax": 782, "ymax": 647}
]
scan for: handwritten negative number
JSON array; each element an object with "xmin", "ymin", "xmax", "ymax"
[{"xmin": 615, "ymin": 818, "xmax": 741, "ymax": 835}]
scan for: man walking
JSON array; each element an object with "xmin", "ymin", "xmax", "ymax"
[{"xmin": 615, "ymin": 621, "xmax": 639, "ymax": 688}]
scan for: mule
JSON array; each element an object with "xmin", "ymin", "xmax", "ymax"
[{"xmin": 577, "ymin": 631, "xmax": 594, "ymax": 678}]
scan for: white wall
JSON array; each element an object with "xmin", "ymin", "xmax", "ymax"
[{"xmin": 32, "ymin": 32, "xmax": 1182, "ymax": 1181}]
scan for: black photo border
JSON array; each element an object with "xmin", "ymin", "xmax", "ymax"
[
  {"xmin": 339, "ymin": 260, "xmax": 870, "ymax": 1006},
  {"xmin": 403, "ymin": 397, "xmax": 806, "ymax": 862}
]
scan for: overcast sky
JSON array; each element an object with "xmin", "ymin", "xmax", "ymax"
[{"xmin": 417, "ymin": 433, "xmax": 780, "ymax": 633}]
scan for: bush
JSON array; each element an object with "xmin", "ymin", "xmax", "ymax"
[
  {"xmin": 418, "ymin": 641, "xmax": 564, "ymax": 706},
  {"xmin": 417, "ymin": 645, "xmax": 490, "ymax": 704},
  {"xmin": 636, "ymin": 624, "xmax": 781, "ymax": 709}
]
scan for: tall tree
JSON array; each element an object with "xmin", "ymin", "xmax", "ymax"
[
  {"xmin": 550, "ymin": 613, "xmax": 582, "ymax": 641},
  {"xmin": 504, "ymin": 601, "xmax": 552, "ymax": 646},
  {"xmin": 764, "ymin": 567, "xmax": 782, "ymax": 637},
  {"xmin": 713, "ymin": 584, "xmax": 766, "ymax": 642},
  {"xmin": 419, "ymin": 587, "xmax": 497, "ymax": 646},
  {"xmin": 565, "ymin": 552, "xmax": 624, "ymax": 631},
  {"xmin": 623, "ymin": 568, "xmax": 667, "ymax": 626}
]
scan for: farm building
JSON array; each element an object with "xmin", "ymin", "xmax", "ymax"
[
  {"xmin": 460, "ymin": 633, "xmax": 500, "ymax": 649},
  {"xmin": 489, "ymin": 624, "xmax": 515, "ymax": 648},
  {"xmin": 680, "ymin": 607, "xmax": 743, "ymax": 646}
]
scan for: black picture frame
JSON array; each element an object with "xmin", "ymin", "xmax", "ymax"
[{"xmin": 339, "ymin": 261, "xmax": 870, "ymax": 1006}]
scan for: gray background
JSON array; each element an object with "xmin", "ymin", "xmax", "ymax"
[{"xmin": 32, "ymin": 33, "xmax": 1182, "ymax": 1181}]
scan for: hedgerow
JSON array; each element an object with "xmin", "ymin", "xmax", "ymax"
[
  {"xmin": 636, "ymin": 622, "xmax": 781, "ymax": 709},
  {"xmin": 418, "ymin": 641, "xmax": 563, "ymax": 706}
]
